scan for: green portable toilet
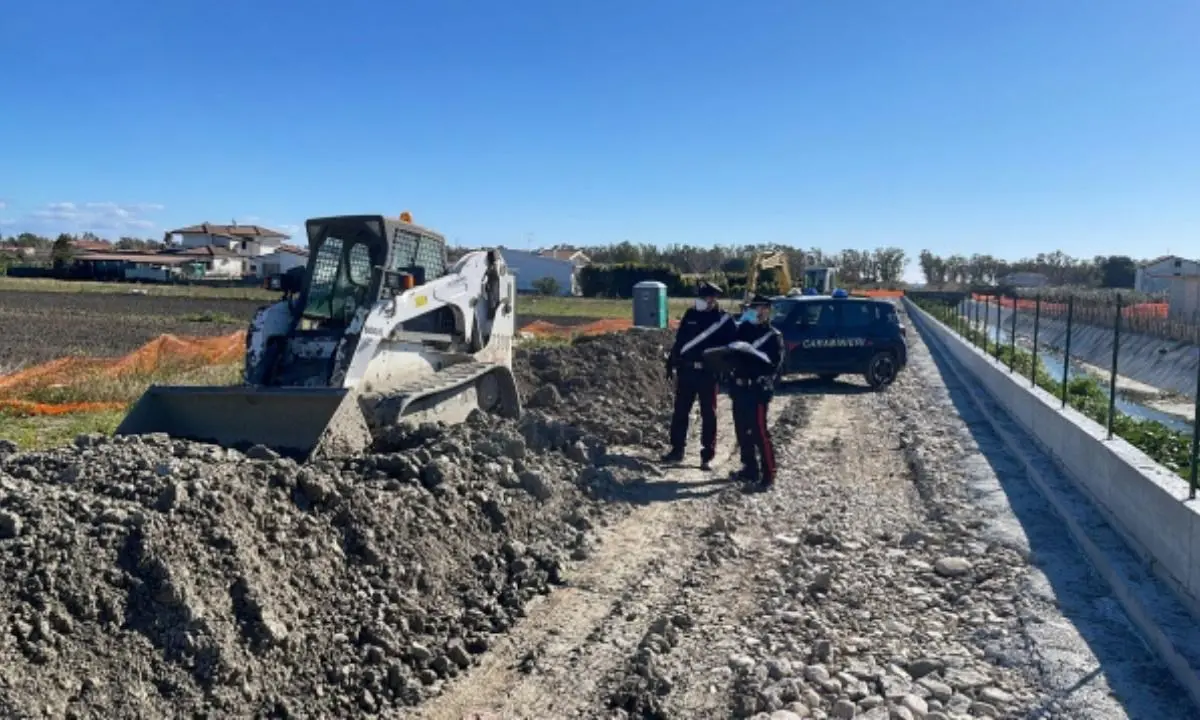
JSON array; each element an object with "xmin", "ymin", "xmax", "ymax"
[{"xmin": 632, "ymin": 281, "xmax": 668, "ymax": 328}]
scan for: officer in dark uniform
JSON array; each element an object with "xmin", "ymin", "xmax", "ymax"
[
  {"xmin": 663, "ymin": 281, "xmax": 737, "ymax": 470},
  {"xmin": 726, "ymin": 294, "xmax": 785, "ymax": 491}
]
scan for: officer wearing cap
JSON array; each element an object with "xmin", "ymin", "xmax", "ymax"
[
  {"xmin": 727, "ymin": 293, "xmax": 785, "ymax": 490},
  {"xmin": 663, "ymin": 281, "xmax": 737, "ymax": 470}
]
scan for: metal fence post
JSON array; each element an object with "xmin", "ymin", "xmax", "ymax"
[
  {"xmin": 1062, "ymin": 295, "xmax": 1074, "ymax": 408},
  {"xmin": 994, "ymin": 294, "xmax": 1002, "ymax": 358},
  {"xmin": 1107, "ymin": 294, "xmax": 1122, "ymax": 440},
  {"xmin": 1191, "ymin": 352, "xmax": 1199, "ymax": 500},
  {"xmin": 974, "ymin": 296, "xmax": 981, "ymax": 345},
  {"xmin": 1032, "ymin": 295, "xmax": 1041, "ymax": 387},
  {"xmin": 1009, "ymin": 294, "xmax": 1017, "ymax": 371},
  {"xmin": 984, "ymin": 295, "xmax": 991, "ymax": 354}
]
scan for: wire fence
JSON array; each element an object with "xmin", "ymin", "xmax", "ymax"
[{"xmin": 912, "ymin": 293, "xmax": 1199, "ymax": 498}]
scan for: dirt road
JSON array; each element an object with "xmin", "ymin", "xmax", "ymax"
[{"xmin": 410, "ymin": 320, "xmax": 1195, "ymax": 719}]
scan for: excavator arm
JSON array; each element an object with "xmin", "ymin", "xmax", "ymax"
[{"xmin": 744, "ymin": 250, "xmax": 793, "ymax": 303}]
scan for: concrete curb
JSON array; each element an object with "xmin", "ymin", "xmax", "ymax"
[{"xmin": 904, "ymin": 297, "xmax": 1200, "ymax": 714}]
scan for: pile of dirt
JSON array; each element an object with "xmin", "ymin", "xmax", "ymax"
[
  {"xmin": 0, "ymin": 334, "xmax": 688, "ymax": 719},
  {"xmin": 514, "ymin": 329, "xmax": 675, "ymax": 448}
]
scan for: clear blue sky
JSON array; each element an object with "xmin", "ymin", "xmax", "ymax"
[{"xmin": 2, "ymin": 0, "xmax": 1198, "ymax": 281}]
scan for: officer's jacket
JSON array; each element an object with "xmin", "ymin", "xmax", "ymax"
[
  {"xmin": 669, "ymin": 307, "xmax": 736, "ymax": 368},
  {"xmin": 727, "ymin": 320, "xmax": 785, "ymax": 381}
]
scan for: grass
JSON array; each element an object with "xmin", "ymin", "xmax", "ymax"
[
  {"xmin": 0, "ymin": 276, "xmax": 278, "ymax": 301},
  {"xmin": 0, "ymin": 410, "xmax": 128, "ymax": 451},
  {"xmin": 518, "ymin": 295, "xmax": 691, "ymax": 319},
  {"xmin": 915, "ymin": 298, "xmax": 1197, "ymax": 480},
  {"xmin": 180, "ymin": 310, "xmax": 243, "ymax": 324},
  {"xmin": 0, "ymin": 362, "xmax": 244, "ymax": 450}
]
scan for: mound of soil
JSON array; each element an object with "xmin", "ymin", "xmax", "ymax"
[
  {"xmin": 515, "ymin": 329, "xmax": 675, "ymax": 448},
  {"xmin": 0, "ymin": 329, "xmax": 670, "ymax": 718}
]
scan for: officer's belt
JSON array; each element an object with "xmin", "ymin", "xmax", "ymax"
[
  {"xmin": 678, "ymin": 314, "xmax": 730, "ymax": 356},
  {"xmin": 732, "ymin": 378, "xmax": 762, "ymax": 387}
]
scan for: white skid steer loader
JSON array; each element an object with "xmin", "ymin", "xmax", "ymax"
[{"xmin": 116, "ymin": 213, "xmax": 522, "ymax": 461}]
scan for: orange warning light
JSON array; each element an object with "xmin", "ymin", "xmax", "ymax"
[{"xmin": 399, "ymin": 211, "xmax": 413, "ymax": 223}]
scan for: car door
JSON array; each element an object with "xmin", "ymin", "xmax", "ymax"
[
  {"xmin": 834, "ymin": 300, "xmax": 876, "ymax": 369},
  {"xmin": 793, "ymin": 300, "xmax": 840, "ymax": 373}
]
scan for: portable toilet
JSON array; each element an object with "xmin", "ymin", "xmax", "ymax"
[{"xmin": 632, "ymin": 281, "xmax": 668, "ymax": 328}]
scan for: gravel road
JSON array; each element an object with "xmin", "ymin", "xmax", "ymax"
[
  {"xmin": 412, "ymin": 312, "xmax": 1196, "ymax": 720},
  {"xmin": 1, "ymin": 313, "xmax": 1193, "ymax": 720}
]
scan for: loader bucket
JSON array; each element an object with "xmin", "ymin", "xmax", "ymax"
[{"xmin": 115, "ymin": 385, "xmax": 374, "ymax": 461}]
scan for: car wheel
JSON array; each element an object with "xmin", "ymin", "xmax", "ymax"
[
  {"xmin": 818, "ymin": 374, "xmax": 839, "ymax": 383},
  {"xmin": 864, "ymin": 352, "xmax": 898, "ymax": 391}
]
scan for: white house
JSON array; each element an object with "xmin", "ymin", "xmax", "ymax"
[
  {"xmin": 248, "ymin": 244, "xmax": 309, "ymax": 277},
  {"xmin": 537, "ymin": 247, "xmax": 591, "ymax": 267},
  {"xmin": 1169, "ymin": 276, "xmax": 1200, "ymax": 322},
  {"xmin": 164, "ymin": 222, "xmax": 291, "ymax": 275},
  {"xmin": 1135, "ymin": 255, "xmax": 1200, "ymax": 294},
  {"xmin": 501, "ymin": 249, "xmax": 579, "ymax": 296},
  {"xmin": 169, "ymin": 246, "xmax": 244, "ymax": 278}
]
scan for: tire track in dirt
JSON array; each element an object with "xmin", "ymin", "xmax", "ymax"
[{"xmin": 411, "ymin": 392, "xmax": 813, "ymax": 720}]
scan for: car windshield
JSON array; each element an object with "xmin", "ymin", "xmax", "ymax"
[{"xmin": 769, "ymin": 301, "xmax": 794, "ymax": 325}]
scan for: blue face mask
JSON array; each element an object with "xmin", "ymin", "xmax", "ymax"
[{"xmin": 739, "ymin": 310, "xmax": 757, "ymax": 324}]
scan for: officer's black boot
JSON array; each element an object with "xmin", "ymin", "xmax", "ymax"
[
  {"xmin": 660, "ymin": 448, "xmax": 684, "ymax": 464},
  {"xmin": 699, "ymin": 450, "xmax": 714, "ymax": 472}
]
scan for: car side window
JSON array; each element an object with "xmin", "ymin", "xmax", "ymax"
[
  {"xmin": 840, "ymin": 303, "xmax": 874, "ymax": 329},
  {"xmin": 803, "ymin": 302, "xmax": 837, "ymax": 328}
]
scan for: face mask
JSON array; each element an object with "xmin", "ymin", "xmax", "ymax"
[
  {"xmin": 739, "ymin": 310, "xmax": 757, "ymax": 324},
  {"xmin": 695, "ymin": 299, "xmax": 709, "ymax": 311}
]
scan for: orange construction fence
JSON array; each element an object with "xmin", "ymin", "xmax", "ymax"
[
  {"xmin": 0, "ymin": 331, "xmax": 246, "ymax": 417},
  {"xmin": 969, "ymin": 293, "xmax": 1169, "ymax": 319}
]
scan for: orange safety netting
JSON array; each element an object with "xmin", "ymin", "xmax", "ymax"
[
  {"xmin": 0, "ymin": 331, "xmax": 246, "ymax": 417},
  {"xmin": 970, "ymin": 293, "xmax": 1169, "ymax": 319}
]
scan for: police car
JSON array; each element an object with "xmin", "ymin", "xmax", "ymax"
[{"xmin": 769, "ymin": 288, "xmax": 907, "ymax": 390}]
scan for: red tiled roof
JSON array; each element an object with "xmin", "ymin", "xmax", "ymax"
[{"xmin": 168, "ymin": 223, "xmax": 289, "ymax": 239}]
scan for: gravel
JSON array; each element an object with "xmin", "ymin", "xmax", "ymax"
[{"xmin": 0, "ymin": 332, "xmax": 667, "ymax": 718}]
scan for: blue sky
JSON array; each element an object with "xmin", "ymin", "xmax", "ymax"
[{"xmin": 2, "ymin": 0, "xmax": 1198, "ymax": 281}]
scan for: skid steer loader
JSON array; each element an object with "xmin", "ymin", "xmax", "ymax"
[{"xmin": 116, "ymin": 213, "xmax": 522, "ymax": 461}]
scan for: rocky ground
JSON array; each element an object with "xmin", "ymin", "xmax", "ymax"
[{"xmin": 0, "ymin": 316, "xmax": 1195, "ymax": 720}]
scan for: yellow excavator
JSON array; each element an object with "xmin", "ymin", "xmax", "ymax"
[{"xmin": 743, "ymin": 250, "xmax": 793, "ymax": 303}]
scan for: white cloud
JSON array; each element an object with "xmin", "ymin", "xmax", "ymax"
[
  {"xmin": 0, "ymin": 200, "xmax": 7, "ymax": 210},
  {"xmin": 16, "ymin": 201, "xmax": 166, "ymax": 237}
]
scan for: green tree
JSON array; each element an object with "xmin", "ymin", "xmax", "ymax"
[{"xmin": 531, "ymin": 276, "xmax": 562, "ymax": 296}]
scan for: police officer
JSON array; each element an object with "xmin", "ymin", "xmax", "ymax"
[
  {"xmin": 663, "ymin": 281, "xmax": 736, "ymax": 470},
  {"xmin": 727, "ymin": 294, "xmax": 785, "ymax": 491}
]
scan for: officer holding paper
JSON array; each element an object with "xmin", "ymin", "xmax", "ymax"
[{"xmin": 663, "ymin": 281, "xmax": 736, "ymax": 470}]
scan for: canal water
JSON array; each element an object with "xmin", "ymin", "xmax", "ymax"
[{"xmin": 955, "ymin": 310, "xmax": 1194, "ymax": 434}]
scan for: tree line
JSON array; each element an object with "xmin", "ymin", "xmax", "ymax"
[{"xmin": 916, "ymin": 250, "xmax": 1141, "ymax": 290}]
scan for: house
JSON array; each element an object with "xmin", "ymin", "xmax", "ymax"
[
  {"xmin": 1169, "ymin": 276, "xmax": 1200, "ymax": 322},
  {"xmin": 161, "ymin": 245, "xmax": 245, "ymax": 278},
  {"xmin": 501, "ymin": 249, "xmax": 579, "ymax": 296},
  {"xmin": 70, "ymin": 252, "xmax": 201, "ymax": 282},
  {"xmin": 537, "ymin": 246, "xmax": 591, "ymax": 267},
  {"xmin": 248, "ymin": 244, "xmax": 309, "ymax": 278},
  {"xmin": 164, "ymin": 221, "xmax": 291, "ymax": 275},
  {"xmin": 1135, "ymin": 255, "xmax": 1200, "ymax": 294}
]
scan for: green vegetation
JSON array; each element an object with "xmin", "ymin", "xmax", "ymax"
[
  {"xmin": 519, "ymin": 295, "xmax": 694, "ymax": 319},
  {"xmin": 0, "ymin": 410, "xmax": 127, "ymax": 450},
  {"xmin": 914, "ymin": 298, "xmax": 1196, "ymax": 479},
  {"xmin": 0, "ymin": 363, "xmax": 243, "ymax": 450},
  {"xmin": 180, "ymin": 310, "xmax": 243, "ymax": 324}
]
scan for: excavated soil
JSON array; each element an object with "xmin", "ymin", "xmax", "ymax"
[
  {"xmin": 514, "ymin": 329, "xmax": 674, "ymax": 448},
  {"xmin": 0, "ymin": 332, "xmax": 665, "ymax": 719}
]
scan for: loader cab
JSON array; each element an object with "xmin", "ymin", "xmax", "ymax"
[{"xmin": 297, "ymin": 215, "xmax": 449, "ymax": 331}]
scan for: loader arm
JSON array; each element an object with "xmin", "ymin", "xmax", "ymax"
[{"xmin": 117, "ymin": 213, "xmax": 521, "ymax": 462}]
